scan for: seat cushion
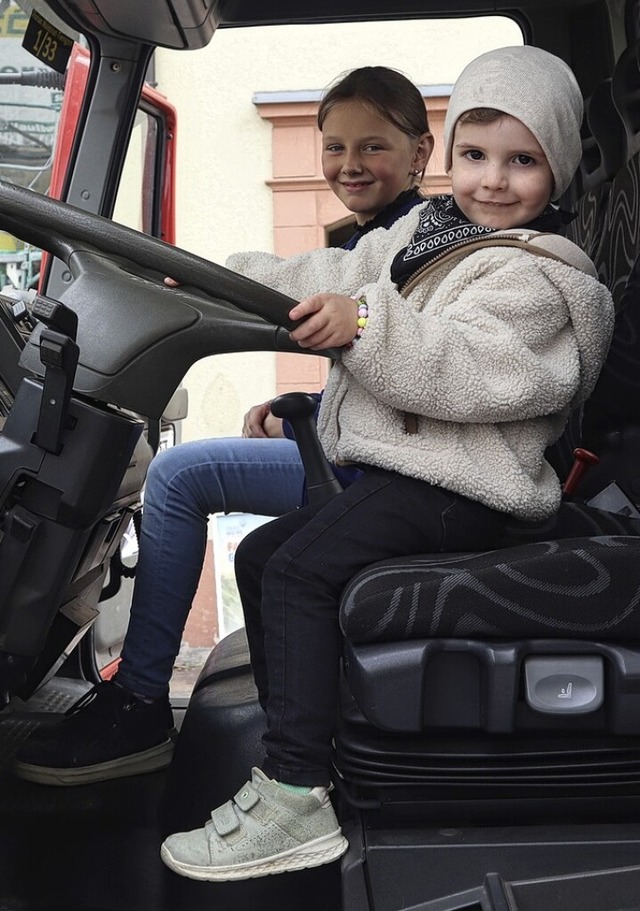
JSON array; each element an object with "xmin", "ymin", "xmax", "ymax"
[{"xmin": 340, "ymin": 534, "xmax": 640, "ymax": 643}]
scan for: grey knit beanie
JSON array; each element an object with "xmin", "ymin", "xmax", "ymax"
[{"xmin": 444, "ymin": 46, "xmax": 583, "ymax": 200}]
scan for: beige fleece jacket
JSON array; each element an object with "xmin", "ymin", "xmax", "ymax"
[{"xmin": 227, "ymin": 203, "xmax": 613, "ymax": 520}]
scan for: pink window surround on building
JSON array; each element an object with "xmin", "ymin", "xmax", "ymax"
[{"xmin": 254, "ymin": 88, "xmax": 452, "ymax": 395}]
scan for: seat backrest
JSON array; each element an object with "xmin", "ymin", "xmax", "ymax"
[
  {"xmin": 543, "ymin": 78, "xmax": 624, "ymax": 481},
  {"xmin": 593, "ymin": 44, "xmax": 640, "ymax": 309},
  {"xmin": 550, "ymin": 47, "xmax": 640, "ymax": 495},
  {"xmin": 565, "ymin": 77, "xmax": 626, "ymax": 265},
  {"xmin": 578, "ymin": 43, "xmax": 640, "ymax": 474}
]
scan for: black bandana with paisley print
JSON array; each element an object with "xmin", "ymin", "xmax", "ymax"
[{"xmin": 390, "ymin": 193, "xmax": 570, "ymax": 287}]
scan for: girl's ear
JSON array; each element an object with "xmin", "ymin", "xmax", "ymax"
[{"xmin": 412, "ymin": 131, "xmax": 435, "ymax": 177}]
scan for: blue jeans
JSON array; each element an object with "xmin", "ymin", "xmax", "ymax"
[
  {"xmin": 115, "ymin": 436, "xmax": 304, "ymax": 698},
  {"xmin": 234, "ymin": 468, "xmax": 509, "ymax": 787}
]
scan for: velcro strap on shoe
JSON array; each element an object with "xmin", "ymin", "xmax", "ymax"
[
  {"xmin": 211, "ymin": 801, "xmax": 240, "ymax": 837},
  {"xmin": 233, "ymin": 782, "xmax": 260, "ymax": 812}
]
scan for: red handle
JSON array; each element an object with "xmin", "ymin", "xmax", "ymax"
[{"xmin": 562, "ymin": 447, "xmax": 600, "ymax": 496}]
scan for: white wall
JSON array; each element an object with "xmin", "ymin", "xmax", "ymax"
[{"xmin": 155, "ymin": 17, "xmax": 522, "ymax": 442}]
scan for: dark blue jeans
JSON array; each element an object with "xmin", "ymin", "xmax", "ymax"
[
  {"xmin": 115, "ymin": 436, "xmax": 303, "ymax": 698},
  {"xmin": 234, "ymin": 467, "xmax": 509, "ymax": 787}
]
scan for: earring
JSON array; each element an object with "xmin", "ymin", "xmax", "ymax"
[{"xmin": 412, "ymin": 169, "xmax": 421, "ymax": 176}]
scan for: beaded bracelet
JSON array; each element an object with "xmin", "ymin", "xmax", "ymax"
[{"xmin": 345, "ymin": 296, "xmax": 369, "ymax": 349}]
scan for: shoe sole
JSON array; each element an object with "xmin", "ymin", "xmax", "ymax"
[
  {"xmin": 13, "ymin": 737, "xmax": 175, "ymax": 786},
  {"xmin": 160, "ymin": 829, "xmax": 349, "ymax": 881}
]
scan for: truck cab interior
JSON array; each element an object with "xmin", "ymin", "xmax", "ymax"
[{"xmin": 2, "ymin": 1, "xmax": 640, "ymax": 909}]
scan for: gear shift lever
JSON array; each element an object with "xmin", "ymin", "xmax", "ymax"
[{"xmin": 270, "ymin": 392, "xmax": 343, "ymax": 506}]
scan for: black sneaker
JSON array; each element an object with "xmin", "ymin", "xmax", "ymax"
[{"xmin": 14, "ymin": 680, "xmax": 176, "ymax": 786}]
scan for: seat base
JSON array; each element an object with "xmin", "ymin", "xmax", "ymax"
[
  {"xmin": 342, "ymin": 819, "xmax": 640, "ymax": 910},
  {"xmin": 163, "ymin": 630, "xmax": 640, "ymax": 910}
]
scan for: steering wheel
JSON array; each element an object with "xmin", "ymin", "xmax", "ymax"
[
  {"xmin": 0, "ymin": 179, "xmax": 332, "ymax": 418},
  {"xmin": 0, "ymin": 178, "xmax": 299, "ymax": 327}
]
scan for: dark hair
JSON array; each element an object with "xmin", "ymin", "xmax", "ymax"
[
  {"xmin": 458, "ymin": 107, "xmax": 505, "ymax": 126},
  {"xmin": 317, "ymin": 66, "xmax": 430, "ymax": 140}
]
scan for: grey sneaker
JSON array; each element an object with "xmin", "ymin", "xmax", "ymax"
[{"xmin": 160, "ymin": 767, "xmax": 348, "ymax": 881}]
